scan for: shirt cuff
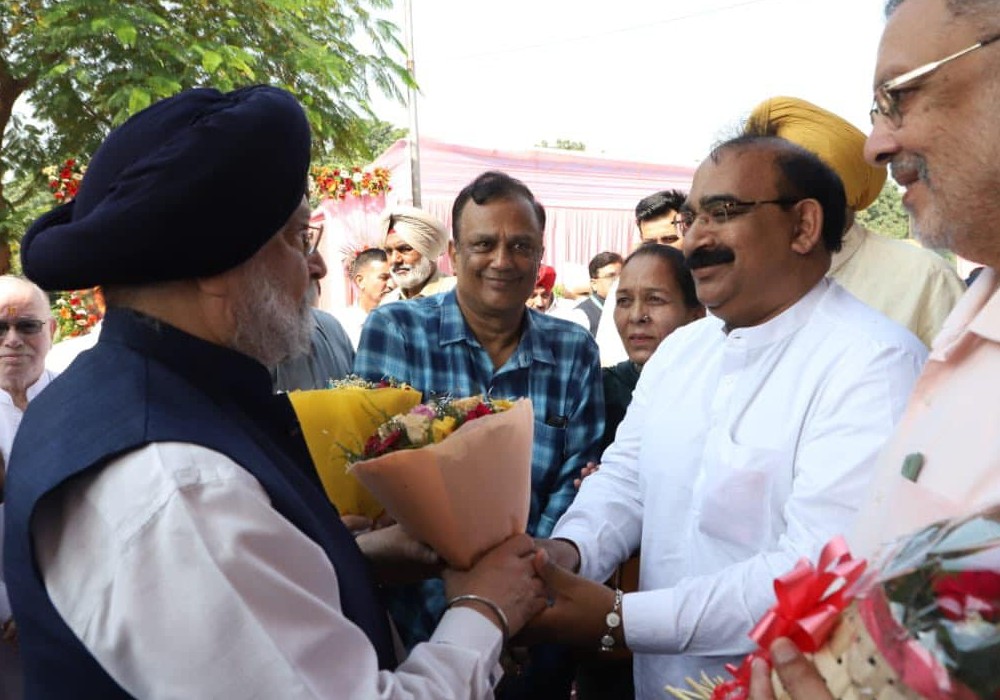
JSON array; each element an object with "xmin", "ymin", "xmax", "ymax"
[
  {"xmin": 431, "ymin": 605, "xmax": 504, "ymax": 685},
  {"xmin": 623, "ymin": 587, "xmax": 680, "ymax": 654},
  {"xmin": 548, "ymin": 522, "xmax": 597, "ymax": 579}
]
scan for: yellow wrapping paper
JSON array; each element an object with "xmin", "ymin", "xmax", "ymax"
[
  {"xmin": 289, "ymin": 386, "xmax": 422, "ymax": 520},
  {"xmin": 349, "ymin": 399, "xmax": 534, "ymax": 569}
]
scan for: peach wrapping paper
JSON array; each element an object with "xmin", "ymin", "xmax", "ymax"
[
  {"xmin": 349, "ymin": 399, "xmax": 534, "ymax": 569},
  {"xmin": 289, "ymin": 386, "xmax": 423, "ymax": 520}
]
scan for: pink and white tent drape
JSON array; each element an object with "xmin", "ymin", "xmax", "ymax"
[{"xmin": 313, "ymin": 138, "xmax": 695, "ymax": 313}]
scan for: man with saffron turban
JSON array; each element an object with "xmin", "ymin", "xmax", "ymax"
[{"xmin": 746, "ymin": 96, "xmax": 965, "ymax": 347}]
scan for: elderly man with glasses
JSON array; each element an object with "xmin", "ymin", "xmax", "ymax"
[
  {"xmin": 528, "ymin": 135, "xmax": 926, "ymax": 699},
  {"xmin": 0, "ymin": 275, "xmax": 57, "ymax": 699},
  {"xmin": 746, "ymin": 0, "xmax": 1000, "ymax": 697},
  {"xmin": 271, "ymin": 219, "xmax": 356, "ymax": 392},
  {"xmin": 6, "ymin": 87, "xmax": 549, "ymax": 699}
]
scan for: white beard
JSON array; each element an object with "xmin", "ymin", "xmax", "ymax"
[
  {"xmin": 391, "ymin": 255, "xmax": 434, "ymax": 292},
  {"xmin": 229, "ymin": 257, "xmax": 313, "ymax": 367}
]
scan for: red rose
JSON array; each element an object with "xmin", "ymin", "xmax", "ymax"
[
  {"xmin": 378, "ymin": 429, "xmax": 403, "ymax": 453},
  {"xmin": 465, "ymin": 402, "xmax": 493, "ymax": 421}
]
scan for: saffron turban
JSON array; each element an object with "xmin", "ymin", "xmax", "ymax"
[
  {"xmin": 381, "ymin": 206, "xmax": 449, "ymax": 261},
  {"xmin": 747, "ymin": 96, "xmax": 886, "ymax": 211},
  {"xmin": 22, "ymin": 86, "xmax": 311, "ymax": 290}
]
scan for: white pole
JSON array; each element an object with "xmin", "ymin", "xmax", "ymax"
[{"xmin": 403, "ymin": 0, "xmax": 422, "ymax": 207}]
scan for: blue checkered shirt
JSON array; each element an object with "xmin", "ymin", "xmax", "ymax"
[{"xmin": 354, "ymin": 290, "xmax": 605, "ymax": 647}]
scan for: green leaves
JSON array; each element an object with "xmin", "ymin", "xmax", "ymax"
[
  {"xmin": 201, "ymin": 49, "xmax": 223, "ymax": 73},
  {"xmin": 127, "ymin": 87, "xmax": 151, "ymax": 114},
  {"xmin": 857, "ymin": 181, "xmax": 910, "ymax": 240},
  {"xmin": 0, "ymin": 0, "xmax": 413, "ymax": 243}
]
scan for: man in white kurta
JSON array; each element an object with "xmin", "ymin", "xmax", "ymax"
[
  {"xmin": 539, "ymin": 136, "xmax": 926, "ymax": 698},
  {"xmin": 0, "ymin": 275, "xmax": 58, "ymax": 700}
]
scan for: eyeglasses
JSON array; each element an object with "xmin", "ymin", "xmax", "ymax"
[
  {"xmin": 0, "ymin": 319, "xmax": 45, "ymax": 336},
  {"xmin": 673, "ymin": 198, "xmax": 801, "ymax": 235},
  {"xmin": 870, "ymin": 33, "xmax": 1000, "ymax": 127},
  {"xmin": 301, "ymin": 223, "xmax": 323, "ymax": 256}
]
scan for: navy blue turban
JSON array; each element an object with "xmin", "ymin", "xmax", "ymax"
[{"xmin": 22, "ymin": 85, "xmax": 311, "ymax": 290}]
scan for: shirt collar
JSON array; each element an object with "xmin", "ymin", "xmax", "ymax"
[
  {"xmin": 723, "ymin": 277, "xmax": 830, "ymax": 349},
  {"xmin": 437, "ymin": 290, "xmax": 557, "ymax": 367},
  {"xmin": 100, "ymin": 307, "xmax": 277, "ymax": 414},
  {"xmin": 932, "ymin": 266, "xmax": 1000, "ymax": 356},
  {"xmin": 0, "ymin": 369, "xmax": 56, "ymax": 409}
]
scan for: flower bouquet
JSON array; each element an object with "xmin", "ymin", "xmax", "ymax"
[
  {"xmin": 347, "ymin": 395, "xmax": 534, "ymax": 570},
  {"xmin": 288, "ymin": 377, "xmax": 422, "ymax": 520},
  {"xmin": 669, "ymin": 506, "xmax": 1000, "ymax": 700}
]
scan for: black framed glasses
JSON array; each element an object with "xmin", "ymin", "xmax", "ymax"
[
  {"xmin": 673, "ymin": 198, "xmax": 801, "ymax": 235},
  {"xmin": 870, "ymin": 33, "xmax": 1000, "ymax": 127},
  {"xmin": 302, "ymin": 223, "xmax": 324, "ymax": 256},
  {"xmin": 0, "ymin": 319, "xmax": 45, "ymax": 336}
]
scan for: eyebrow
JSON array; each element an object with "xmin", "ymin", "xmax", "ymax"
[{"xmin": 698, "ymin": 194, "xmax": 740, "ymax": 208}]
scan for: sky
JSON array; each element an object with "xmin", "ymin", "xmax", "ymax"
[{"xmin": 371, "ymin": 0, "xmax": 888, "ymax": 166}]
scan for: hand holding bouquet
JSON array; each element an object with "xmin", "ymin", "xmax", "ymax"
[
  {"xmin": 288, "ymin": 376, "xmax": 421, "ymax": 520},
  {"xmin": 348, "ymin": 395, "xmax": 534, "ymax": 570}
]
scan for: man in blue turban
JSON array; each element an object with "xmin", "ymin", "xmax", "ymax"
[{"xmin": 6, "ymin": 86, "xmax": 546, "ymax": 699}]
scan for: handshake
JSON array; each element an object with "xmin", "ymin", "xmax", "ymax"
[{"xmin": 355, "ymin": 523, "xmax": 616, "ymax": 648}]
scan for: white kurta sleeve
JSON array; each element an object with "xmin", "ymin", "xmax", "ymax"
[
  {"xmin": 33, "ymin": 443, "xmax": 502, "ymax": 699},
  {"xmin": 622, "ymin": 342, "xmax": 922, "ymax": 655}
]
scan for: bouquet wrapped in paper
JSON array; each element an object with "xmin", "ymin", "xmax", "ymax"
[
  {"xmin": 669, "ymin": 506, "xmax": 1000, "ymax": 700},
  {"xmin": 347, "ymin": 395, "xmax": 534, "ymax": 570},
  {"xmin": 288, "ymin": 376, "xmax": 422, "ymax": 520}
]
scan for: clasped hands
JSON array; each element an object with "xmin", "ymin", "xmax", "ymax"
[{"xmin": 350, "ymin": 515, "xmax": 619, "ymax": 645}]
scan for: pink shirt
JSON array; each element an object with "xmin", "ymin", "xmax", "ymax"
[{"xmin": 851, "ymin": 267, "xmax": 1000, "ymax": 556}]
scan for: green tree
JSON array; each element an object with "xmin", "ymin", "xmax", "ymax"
[
  {"xmin": 0, "ymin": 0, "xmax": 414, "ymax": 241},
  {"xmin": 536, "ymin": 138, "xmax": 586, "ymax": 152},
  {"xmin": 350, "ymin": 117, "xmax": 407, "ymax": 162},
  {"xmin": 857, "ymin": 181, "xmax": 910, "ymax": 240}
]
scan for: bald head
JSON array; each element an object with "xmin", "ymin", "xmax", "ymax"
[
  {"xmin": 0, "ymin": 276, "xmax": 50, "ymax": 318},
  {"xmin": 0, "ymin": 276, "xmax": 55, "ymax": 409}
]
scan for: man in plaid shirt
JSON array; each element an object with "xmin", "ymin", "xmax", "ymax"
[{"xmin": 355, "ymin": 172, "xmax": 604, "ymax": 690}]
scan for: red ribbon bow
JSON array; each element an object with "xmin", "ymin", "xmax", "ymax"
[{"xmin": 711, "ymin": 536, "xmax": 867, "ymax": 700}]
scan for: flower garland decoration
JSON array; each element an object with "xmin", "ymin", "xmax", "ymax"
[
  {"xmin": 42, "ymin": 158, "xmax": 86, "ymax": 202},
  {"xmin": 43, "ymin": 158, "xmax": 104, "ymax": 340},
  {"xmin": 311, "ymin": 165, "xmax": 392, "ymax": 201},
  {"xmin": 53, "ymin": 289, "xmax": 102, "ymax": 340}
]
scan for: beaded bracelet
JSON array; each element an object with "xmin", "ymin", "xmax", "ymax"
[
  {"xmin": 446, "ymin": 594, "xmax": 510, "ymax": 646},
  {"xmin": 600, "ymin": 588, "xmax": 624, "ymax": 652}
]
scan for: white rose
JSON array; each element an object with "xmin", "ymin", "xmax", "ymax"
[{"xmin": 399, "ymin": 413, "xmax": 430, "ymax": 444}]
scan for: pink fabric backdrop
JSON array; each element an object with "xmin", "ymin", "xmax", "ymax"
[
  {"xmin": 314, "ymin": 139, "xmax": 696, "ymax": 312},
  {"xmin": 373, "ymin": 138, "xmax": 695, "ymax": 283},
  {"xmin": 313, "ymin": 194, "xmax": 387, "ymax": 310}
]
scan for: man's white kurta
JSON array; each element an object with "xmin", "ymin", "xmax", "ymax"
[{"xmin": 552, "ymin": 279, "xmax": 927, "ymax": 699}]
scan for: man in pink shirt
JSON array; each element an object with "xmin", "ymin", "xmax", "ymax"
[{"xmin": 753, "ymin": 0, "xmax": 1000, "ymax": 695}]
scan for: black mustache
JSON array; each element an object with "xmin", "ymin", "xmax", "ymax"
[{"xmin": 686, "ymin": 247, "xmax": 736, "ymax": 270}]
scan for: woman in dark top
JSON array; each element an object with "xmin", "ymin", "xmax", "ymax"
[
  {"xmin": 600, "ymin": 243, "xmax": 704, "ymax": 451},
  {"xmin": 577, "ymin": 243, "xmax": 704, "ymax": 700}
]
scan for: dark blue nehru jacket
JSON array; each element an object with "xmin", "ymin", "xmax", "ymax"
[{"xmin": 4, "ymin": 308, "xmax": 396, "ymax": 699}]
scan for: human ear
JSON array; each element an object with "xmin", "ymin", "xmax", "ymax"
[{"xmin": 789, "ymin": 199, "xmax": 824, "ymax": 255}]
